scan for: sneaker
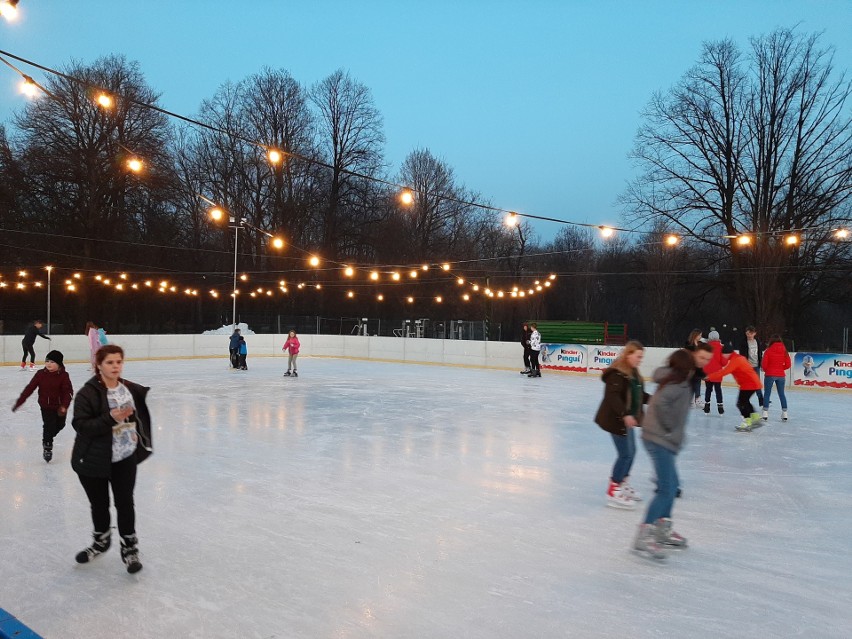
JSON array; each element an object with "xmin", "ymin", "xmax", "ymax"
[
  {"xmin": 761, "ymin": 410, "xmax": 769, "ymax": 421},
  {"xmin": 781, "ymin": 410, "xmax": 788, "ymax": 422},
  {"xmin": 620, "ymin": 481, "xmax": 642, "ymax": 502},
  {"xmin": 703, "ymin": 402, "xmax": 710, "ymax": 414},
  {"xmin": 717, "ymin": 403, "xmax": 724, "ymax": 415},
  {"xmin": 655, "ymin": 518, "xmax": 688, "ymax": 548},
  {"xmin": 633, "ymin": 524, "xmax": 666, "ymax": 560}
]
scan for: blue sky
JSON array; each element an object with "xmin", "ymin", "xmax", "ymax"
[{"xmin": 1, "ymin": 1, "xmax": 851, "ymax": 240}]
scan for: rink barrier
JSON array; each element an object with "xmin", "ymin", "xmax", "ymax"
[
  {"xmin": 0, "ymin": 608, "xmax": 43, "ymax": 639},
  {"xmin": 0, "ymin": 333, "xmax": 813, "ymax": 390}
]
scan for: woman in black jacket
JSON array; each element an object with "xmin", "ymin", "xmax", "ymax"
[{"xmin": 72, "ymin": 344, "xmax": 152, "ymax": 574}]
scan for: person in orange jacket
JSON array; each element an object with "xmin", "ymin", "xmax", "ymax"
[{"xmin": 704, "ymin": 343, "xmax": 763, "ymax": 432}]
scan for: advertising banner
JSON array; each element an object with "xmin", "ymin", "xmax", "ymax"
[
  {"xmin": 588, "ymin": 346, "xmax": 623, "ymax": 373},
  {"xmin": 793, "ymin": 352, "xmax": 852, "ymax": 389},
  {"xmin": 540, "ymin": 343, "xmax": 587, "ymax": 372}
]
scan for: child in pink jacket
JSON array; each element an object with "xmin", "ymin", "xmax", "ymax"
[{"xmin": 282, "ymin": 330, "xmax": 301, "ymax": 377}]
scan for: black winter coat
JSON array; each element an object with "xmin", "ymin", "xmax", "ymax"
[
  {"xmin": 594, "ymin": 367, "xmax": 649, "ymax": 437},
  {"xmin": 71, "ymin": 376, "xmax": 153, "ymax": 478}
]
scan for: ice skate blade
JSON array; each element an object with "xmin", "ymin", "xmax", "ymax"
[
  {"xmin": 631, "ymin": 548, "xmax": 666, "ymax": 562},
  {"xmin": 606, "ymin": 501, "xmax": 636, "ymax": 511}
]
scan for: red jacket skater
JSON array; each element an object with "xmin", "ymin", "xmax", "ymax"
[
  {"xmin": 705, "ymin": 352, "xmax": 762, "ymax": 391},
  {"xmin": 761, "ymin": 342, "xmax": 792, "ymax": 378}
]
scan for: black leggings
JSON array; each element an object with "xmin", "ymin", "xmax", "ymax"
[
  {"xmin": 522, "ymin": 347, "xmax": 531, "ymax": 369},
  {"xmin": 40, "ymin": 408, "xmax": 67, "ymax": 443},
  {"xmin": 530, "ymin": 350, "xmax": 540, "ymax": 372},
  {"xmin": 21, "ymin": 340, "xmax": 36, "ymax": 364},
  {"xmin": 77, "ymin": 455, "xmax": 138, "ymax": 536},
  {"xmin": 704, "ymin": 381, "xmax": 723, "ymax": 403},
  {"xmin": 736, "ymin": 390, "xmax": 757, "ymax": 419}
]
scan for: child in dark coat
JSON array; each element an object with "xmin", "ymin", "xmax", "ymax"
[
  {"xmin": 238, "ymin": 336, "xmax": 248, "ymax": 370},
  {"xmin": 12, "ymin": 349, "xmax": 73, "ymax": 462}
]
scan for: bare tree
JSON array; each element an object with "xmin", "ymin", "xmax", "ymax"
[
  {"xmin": 310, "ymin": 69, "xmax": 385, "ymax": 260},
  {"xmin": 624, "ymin": 29, "xmax": 852, "ymax": 337}
]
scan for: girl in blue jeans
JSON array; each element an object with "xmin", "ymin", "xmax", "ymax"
[
  {"xmin": 634, "ymin": 349, "xmax": 704, "ymax": 560},
  {"xmin": 594, "ymin": 341, "xmax": 648, "ymax": 509}
]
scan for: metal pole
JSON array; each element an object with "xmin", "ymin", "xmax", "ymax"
[
  {"xmin": 46, "ymin": 266, "xmax": 52, "ymax": 334},
  {"xmin": 232, "ymin": 221, "xmax": 239, "ymax": 330}
]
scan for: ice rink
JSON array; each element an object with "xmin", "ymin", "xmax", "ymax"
[{"xmin": 2, "ymin": 355, "xmax": 851, "ymax": 638}]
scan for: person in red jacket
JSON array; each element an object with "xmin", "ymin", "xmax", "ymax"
[
  {"xmin": 282, "ymin": 329, "xmax": 301, "ymax": 377},
  {"xmin": 704, "ymin": 343, "xmax": 763, "ymax": 432},
  {"xmin": 12, "ymin": 349, "xmax": 73, "ymax": 462},
  {"xmin": 702, "ymin": 330, "xmax": 725, "ymax": 415},
  {"xmin": 761, "ymin": 335, "xmax": 791, "ymax": 422}
]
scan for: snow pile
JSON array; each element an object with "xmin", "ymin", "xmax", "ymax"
[{"xmin": 202, "ymin": 323, "xmax": 256, "ymax": 335}]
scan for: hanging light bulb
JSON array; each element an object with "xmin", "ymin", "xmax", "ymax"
[
  {"xmin": 784, "ymin": 234, "xmax": 799, "ymax": 246},
  {"xmin": 209, "ymin": 207, "xmax": 225, "ymax": 222},
  {"xmin": 505, "ymin": 212, "xmax": 519, "ymax": 227},
  {"xmin": 665, "ymin": 234, "xmax": 679, "ymax": 246},
  {"xmin": 309, "ymin": 256, "xmax": 320, "ymax": 267},
  {"xmin": 1, "ymin": 1, "xmax": 20, "ymax": 21},
  {"xmin": 271, "ymin": 237, "xmax": 285, "ymax": 250},
  {"xmin": 127, "ymin": 158, "xmax": 143, "ymax": 173},
  {"xmin": 399, "ymin": 189, "xmax": 414, "ymax": 206},
  {"xmin": 19, "ymin": 76, "xmax": 39, "ymax": 98},
  {"xmin": 96, "ymin": 92, "xmax": 114, "ymax": 109},
  {"xmin": 267, "ymin": 149, "xmax": 283, "ymax": 165},
  {"xmin": 344, "ymin": 266, "xmax": 354, "ymax": 277},
  {"xmin": 737, "ymin": 234, "xmax": 752, "ymax": 246},
  {"xmin": 599, "ymin": 226, "xmax": 615, "ymax": 239}
]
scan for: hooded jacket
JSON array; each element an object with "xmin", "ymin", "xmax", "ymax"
[
  {"xmin": 762, "ymin": 342, "xmax": 792, "ymax": 378},
  {"xmin": 14, "ymin": 367, "xmax": 73, "ymax": 411},
  {"xmin": 282, "ymin": 336, "xmax": 301, "ymax": 355},
  {"xmin": 702, "ymin": 340, "xmax": 724, "ymax": 375},
  {"xmin": 641, "ymin": 367, "xmax": 694, "ymax": 453},
  {"xmin": 71, "ymin": 376, "xmax": 153, "ymax": 478},
  {"xmin": 229, "ymin": 331, "xmax": 242, "ymax": 350},
  {"xmin": 594, "ymin": 367, "xmax": 648, "ymax": 436},
  {"xmin": 704, "ymin": 352, "xmax": 761, "ymax": 391}
]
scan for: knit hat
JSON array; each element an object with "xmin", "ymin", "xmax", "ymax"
[
  {"xmin": 45, "ymin": 350, "xmax": 64, "ymax": 367},
  {"xmin": 708, "ymin": 330, "xmax": 720, "ymax": 341},
  {"xmin": 721, "ymin": 343, "xmax": 735, "ymax": 354}
]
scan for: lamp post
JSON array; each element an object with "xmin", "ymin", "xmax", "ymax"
[
  {"xmin": 45, "ymin": 265, "xmax": 53, "ymax": 335},
  {"xmin": 205, "ymin": 198, "xmax": 284, "ymax": 331}
]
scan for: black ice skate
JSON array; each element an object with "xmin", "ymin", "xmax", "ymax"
[
  {"xmin": 292, "ymin": 371, "xmax": 298, "ymax": 377},
  {"xmin": 717, "ymin": 403, "xmax": 724, "ymax": 415},
  {"xmin": 120, "ymin": 534, "xmax": 143, "ymax": 574},
  {"xmin": 42, "ymin": 439, "xmax": 53, "ymax": 463},
  {"xmin": 283, "ymin": 370, "xmax": 291, "ymax": 376},
  {"xmin": 76, "ymin": 531, "xmax": 111, "ymax": 563}
]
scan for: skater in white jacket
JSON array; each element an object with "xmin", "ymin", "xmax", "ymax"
[{"xmin": 528, "ymin": 323, "xmax": 542, "ymax": 378}]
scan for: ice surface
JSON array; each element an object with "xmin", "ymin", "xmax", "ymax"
[{"xmin": 2, "ymin": 356, "xmax": 851, "ymax": 638}]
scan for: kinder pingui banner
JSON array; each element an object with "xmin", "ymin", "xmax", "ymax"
[
  {"xmin": 793, "ymin": 352, "xmax": 852, "ymax": 389},
  {"xmin": 540, "ymin": 344, "xmax": 587, "ymax": 372},
  {"xmin": 588, "ymin": 346, "xmax": 623, "ymax": 373}
]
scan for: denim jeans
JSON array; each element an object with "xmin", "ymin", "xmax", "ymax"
[
  {"xmin": 763, "ymin": 376, "xmax": 787, "ymax": 410},
  {"xmin": 610, "ymin": 428, "xmax": 636, "ymax": 483},
  {"xmin": 643, "ymin": 440, "xmax": 678, "ymax": 524}
]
